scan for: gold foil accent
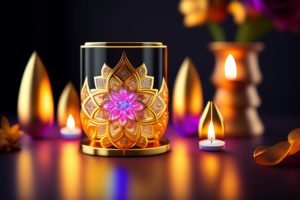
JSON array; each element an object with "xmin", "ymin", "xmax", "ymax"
[
  {"xmin": 81, "ymin": 52, "xmax": 168, "ymax": 149},
  {"xmin": 18, "ymin": 51, "xmax": 54, "ymax": 137},
  {"xmin": 198, "ymin": 101, "xmax": 224, "ymax": 140},
  {"xmin": 57, "ymin": 82, "xmax": 81, "ymax": 128},
  {"xmin": 253, "ymin": 128, "xmax": 300, "ymax": 166}
]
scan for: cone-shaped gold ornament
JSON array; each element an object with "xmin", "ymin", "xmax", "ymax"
[
  {"xmin": 17, "ymin": 51, "xmax": 54, "ymax": 138},
  {"xmin": 172, "ymin": 57, "xmax": 203, "ymax": 136},
  {"xmin": 57, "ymin": 82, "xmax": 81, "ymax": 128},
  {"xmin": 198, "ymin": 101, "xmax": 224, "ymax": 140}
]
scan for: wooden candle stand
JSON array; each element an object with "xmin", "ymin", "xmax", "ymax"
[{"xmin": 210, "ymin": 42, "xmax": 264, "ymax": 137}]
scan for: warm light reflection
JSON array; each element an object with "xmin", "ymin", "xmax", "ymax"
[
  {"xmin": 208, "ymin": 121, "xmax": 215, "ymax": 140},
  {"xmin": 130, "ymin": 158, "xmax": 165, "ymax": 199},
  {"xmin": 169, "ymin": 139, "xmax": 191, "ymax": 200},
  {"xmin": 220, "ymin": 159, "xmax": 241, "ymax": 200},
  {"xmin": 82, "ymin": 156, "xmax": 111, "ymax": 199},
  {"xmin": 58, "ymin": 82, "xmax": 81, "ymax": 128},
  {"xmin": 59, "ymin": 142, "xmax": 81, "ymax": 200},
  {"xmin": 199, "ymin": 154, "xmax": 221, "ymax": 187},
  {"xmin": 225, "ymin": 54, "xmax": 237, "ymax": 80},
  {"xmin": 66, "ymin": 114, "xmax": 76, "ymax": 128},
  {"xmin": 199, "ymin": 155, "xmax": 241, "ymax": 200},
  {"xmin": 36, "ymin": 141, "xmax": 52, "ymax": 179},
  {"xmin": 17, "ymin": 148, "xmax": 34, "ymax": 200}
]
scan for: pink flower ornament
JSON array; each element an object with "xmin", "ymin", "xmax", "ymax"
[{"xmin": 103, "ymin": 89, "xmax": 144, "ymax": 126}]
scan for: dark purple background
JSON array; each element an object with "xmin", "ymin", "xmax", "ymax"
[{"xmin": 0, "ymin": 0, "xmax": 300, "ymax": 117}]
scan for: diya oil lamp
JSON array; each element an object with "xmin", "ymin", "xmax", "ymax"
[
  {"xmin": 210, "ymin": 42, "xmax": 264, "ymax": 137},
  {"xmin": 172, "ymin": 57, "xmax": 203, "ymax": 136},
  {"xmin": 18, "ymin": 52, "xmax": 54, "ymax": 138},
  {"xmin": 80, "ymin": 42, "xmax": 170, "ymax": 156},
  {"xmin": 58, "ymin": 82, "xmax": 82, "ymax": 139},
  {"xmin": 199, "ymin": 101, "xmax": 225, "ymax": 151}
]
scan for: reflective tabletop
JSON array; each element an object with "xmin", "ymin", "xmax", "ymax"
[{"xmin": 1, "ymin": 115, "xmax": 300, "ymax": 200}]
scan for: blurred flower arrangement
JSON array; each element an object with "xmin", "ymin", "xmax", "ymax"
[{"xmin": 179, "ymin": 0, "xmax": 300, "ymax": 41}]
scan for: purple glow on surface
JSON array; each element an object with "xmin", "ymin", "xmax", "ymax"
[{"xmin": 173, "ymin": 114, "xmax": 200, "ymax": 136}]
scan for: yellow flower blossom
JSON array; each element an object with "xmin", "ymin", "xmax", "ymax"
[{"xmin": 179, "ymin": 0, "xmax": 228, "ymax": 27}]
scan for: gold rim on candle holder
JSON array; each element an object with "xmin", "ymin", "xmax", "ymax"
[
  {"xmin": 80, "ymin": 138, "xmax": 170, "ymax": 157},
  {"xmin": 81, "ymin": 42, "xmax": 167, "ymax": 48}
]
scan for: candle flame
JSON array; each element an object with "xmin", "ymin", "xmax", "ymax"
[
  {"xmin": 199, "ymin": 101, "xmax": 224, "ymax": 140},
  {"xmin": 207, "ymin": 121, "xmax": 215, "ymax": 140},
  {"xmin": 66, "ymin": 114, "xmax": 76, "ymax": 129},
  {"xmin": 225, "ymin": 54, "xmax": 237, "ymax": 80}
]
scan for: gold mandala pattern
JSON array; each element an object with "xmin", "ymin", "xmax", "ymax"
[{"xmin": 80, "ymin": 52, "xmax": 168, "ymax": 149}]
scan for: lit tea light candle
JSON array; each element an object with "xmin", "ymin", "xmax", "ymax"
[
  {"xmin": 60, "ymin": 114, "xmax": 81, "ymax": 139},
  {"xmin": 199, "ymin": 121, "xmax": 225, "ymax": 151},
  {"xmin": 198, "ymin": 101, "xmax": 225, "ymax": 151}
]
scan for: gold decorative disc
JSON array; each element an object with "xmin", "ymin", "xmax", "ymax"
[{"xmin": 80, "ymin": 138, "xmax": 170, "ymax": 156}]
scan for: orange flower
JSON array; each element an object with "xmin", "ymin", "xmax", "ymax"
[
  {"xmin": 179, "ymin": 0, "xmax": 228, "ymax": 27},
  {"xmin": 0, "ymin": 116, "xmax": 23, "ymax": 152}
]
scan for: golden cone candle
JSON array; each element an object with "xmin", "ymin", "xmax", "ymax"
[
  {"xmin": 58, "ymin": 82, "xmax": 81, "ymax": 139},
  {"xmin": 172, "ymin": 57, "xmax": 203, "ymax": 136},
  {"xmin": 18, "ymin": 51, "xmax": 54, "ymax": 138},
  {"xmin": 198, "ymin": 101, "xmax": 225, "ymax": 151},
  {"xmin": 57, "ymin": 82, "xmax": 81, "ymax": 128}
]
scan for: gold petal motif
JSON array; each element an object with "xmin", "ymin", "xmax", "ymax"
[
  {"xmin": 108, "ymin": 76, "xmax": 122, "ymax": 92},
  {"xmin": 140, "ymin": 77, "xmax": 154, "ymax": 89},
  {"xmin": 93, "ymin": 109, "xmax": 111, "ymax": 121},
  {"xmin": 136, "ymin": 64, "xmax": 147, "ymax": 77},
  {"xmin": 81, "ymin": 52, "xmax": 168, "ymax": 149},
  {"xmin": 135, "ymin": 108, "xmax": 157, "ymax": 124},
  {"xmin": 94, "ymin": 77, "xmax": 107, "ymax": 89},
  {"xmin": 92, "ymin": 92, "xmax": 110, "ymax": 107},
  {"xmin": 95, "ymin": 124, "xmax": 109, "ymax": 138},
  {"xmin": 124, "ymin": 75, "xmax": 139, "ymax": 92},
  {"xmin": 136, "ymin": 136, "xmax": 148, "ymax": 148},
  {"xmin": 101, "ymin": 63, "xmax": 113, "ymax": 77},
  {"xmin": 141, "ymin": 125, "xmax": 154, "ymax": 138},
  {"xmin": 150, "ymin": 96, "xmax": 165, "ymax": 118},
  {"xmin": 83, "ymin": 98, "xmax": 97, "ymax": 117},
  {"xmin": 81, "ymin": 78, "xmax": 90, "ymax": 102},
  {"xmin": 109, "ymin": 121, "xmax": 123, "ymax": 141},
  {"xmin": 136, "ymin": 91, "xmax": 157, "ymax": 106}
]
